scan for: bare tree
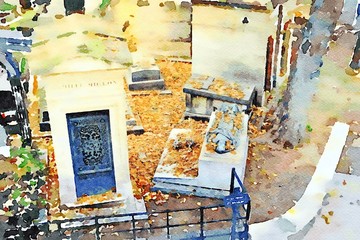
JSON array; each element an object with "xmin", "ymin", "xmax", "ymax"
[
  {"xmin": 275, "ymin": 0, "xmax": 344, "ymax": 148},
  {"xmin": 349, "ymin": 32, "xmax": 360, "ymax": 71}
]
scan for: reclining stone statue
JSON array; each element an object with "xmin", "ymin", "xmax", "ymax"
[{"xmin": 207, "ymin": 104, "xmax": 241, "ymax": 154}]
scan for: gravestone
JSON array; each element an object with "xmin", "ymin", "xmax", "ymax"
[
  {"xmin": 126, "ymin": 58, "xmax": 165, "ymax": 90},
  {"xmin": 43, "ymin": 69, "xmax": 146, "ymax": 215},
  {"xmin": 183, "ymin": 74, "xmax": 256, "ymax": 119},
  {"xmin": 153, "ymin": 105, "xmax": 249, "ymax": 197}
]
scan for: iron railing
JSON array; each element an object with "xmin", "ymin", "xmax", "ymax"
[{"xmin": 40, "ymin": 203, "xmax": 238, "ymax": 239}]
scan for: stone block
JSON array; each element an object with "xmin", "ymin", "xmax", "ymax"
[
  {"xmin": 132, "ymin": 69, "xmax": 161, "ymax": 82},
  {"xmin": 183, "ymin": 74, "xmax": 256, "ymax": 119},
  {"xmin": 153, "ymin": 128, "xmax": 197, "ymax": 179},
  {"xmin": 152, "ymin": 111, "xmax": 249, "ymax": 197},
  {"xmin": 126, "ymin": 64, "xmax": 165, "ymax": 91}
]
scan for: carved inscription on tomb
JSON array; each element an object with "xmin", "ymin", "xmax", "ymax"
[{"xmin": 62, "ymin": 81, "xmax": 117, "ymax": 89}]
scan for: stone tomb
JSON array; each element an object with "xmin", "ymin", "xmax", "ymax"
[
  {"xmin": 126, "ymin": 59, "xmax": 165, "ymax": 91},
  {"xmin": 44, "ymin": 69, "xmax": 146, "ymax": 215},
  {"xmin": 183, "ymin": 74, "xmax": 256, "ymax": 119},
  {"xmin": 38, "ymin": 103, "xmax": 144, "ymax": 135},
  {"xmin": 153, "ymin": 108, "xmax": 249, "ymax": 197}
]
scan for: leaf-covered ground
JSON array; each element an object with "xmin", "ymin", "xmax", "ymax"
[{"xmin": 126, "ymin": 61, "xmax": 208, "ymax": 198}]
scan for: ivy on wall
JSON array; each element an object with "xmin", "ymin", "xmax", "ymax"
[{"xmin": 0, "ymin": 147, "xmax": 48, "ymax": 240}]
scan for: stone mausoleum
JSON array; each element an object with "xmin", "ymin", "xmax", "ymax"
[{"xmin": 39, "ymin": 60, "xmax": 146, "ymax": 215}]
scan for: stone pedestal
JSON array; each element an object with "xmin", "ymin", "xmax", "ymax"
[
  {"xmin": 126, "ymin": 62, "xmax": 165, "ymax": 91},
  {"xmin": 43, "ymin": 69, "xmax": 146, "ymax": 215},
  {"xmin": 198, "ymin": 112, "xmax": 249, "ymax": 189},
  {"xmin": 152, "ymin": 112, "xmax": 249, "ymax": 198},
  {"xmin": 183, "ymin": 74, "xmax": 256, "ymax": 119}
]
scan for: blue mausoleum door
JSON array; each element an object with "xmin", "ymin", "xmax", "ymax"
[{"xmin": 66, "ymin": 110, "xmax": 116, "ymax": 198}]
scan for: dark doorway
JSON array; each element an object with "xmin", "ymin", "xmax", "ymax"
[{"xmin": 66, "ymin": 110, "xmax": 116, "ymax": 198}]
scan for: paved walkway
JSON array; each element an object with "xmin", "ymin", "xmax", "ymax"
[
  {"xmin": 249, "ymin": 122, "xmax": 349, "ymax": 239},
  {"xmin": 303, "ymin": 173, "xmax": 360, "ymax": 240},
  {"xmin": 346, "ymin": 137, "xmax": 360, "ymax": 176}
]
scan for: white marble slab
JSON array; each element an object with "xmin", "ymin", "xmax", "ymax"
[
  {"xmin": 154, "ymin": 128, "xmax": 197, "ymax": 180},
  {"xmin": 153, "ymin": 112, "xmax": 249, "ymax": 196}
]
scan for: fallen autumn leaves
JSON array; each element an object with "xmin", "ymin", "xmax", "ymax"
[{"xmin": 127, "ymin": 61, "xmax": 208, "ymax": 199}]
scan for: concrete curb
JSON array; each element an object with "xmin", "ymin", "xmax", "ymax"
[{"xmin": 249, "ymin": 122, "xmax": 349, "ymax": 239}]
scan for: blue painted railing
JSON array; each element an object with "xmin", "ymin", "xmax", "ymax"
[{"xmin": 224, "ymin": 168, "xmax": 251, "ymax": 240}]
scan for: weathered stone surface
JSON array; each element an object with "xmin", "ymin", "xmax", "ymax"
[
  {"xmin": 183, "ymin": 74, "xmax": 256, "ymax": 118},
  {"xmin": 137, "ymin": 0, "xmax": 150, "ymax": 7},
  {"xmin": 180, "ymin": 1, "xmax": 191, "ymax": 9},
  {"xmin": 132, "ymin": 69, "xmax": 161, "ymax": 82},
  {"xmin": 352, "ymin": 137, "xmax": 360, "ymax": 148},
  {"xmin": 44, "ymin": 69, "xmax": 141, "ymax": 209},
  {"xmin": 152, "ymin": 112, "xmax": 249, "ymax": 197},
  {"xmin": 164, "ymin": 1, "xmax": 176, "ymax": 11},
  {"xmin": 127, "ymin": 64, "xmax": 165, "ymax": 91}
]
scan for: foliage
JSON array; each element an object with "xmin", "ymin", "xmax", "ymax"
[
  {"xmin": 0, "ymin": 147, "xmax": 48, "ymax": 240},
  {"xmin": 99, "ymin": 0, "xmax": 111, "ymax": 11},
  {"xmin": 0, "ymin": 2, "xmax": 16, "ymax": 12},
  {"xmin": 20, "ymin": 58, "xmax": 27, "ymax": 74},
  {"xmin": 99, "ymin": 0, "xmax": 111, "ymax": 16},
  {"xmin": 306, "ymin": 124, "xmax": 313, "ymax": 132}
]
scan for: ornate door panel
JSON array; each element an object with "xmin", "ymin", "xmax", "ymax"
[{"xmin": 66, "ymin": 110, "xmax": 116, "ymax": 198}]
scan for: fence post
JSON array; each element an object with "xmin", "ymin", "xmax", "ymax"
[
  {"xmin": 132, "ymin": 214, "xmax": 136, "ymax": 240},
  {"xmin": 95, "ymin": 217, "xmax": 100, "ymax": 240},
  {"xmin": 166, "ymin": 210, "xmax": 170, "ymax": 239},
  {"xmin": 200, "ymin": 207, "xmax": 204, "ymax": 239},
  {"xmin": 58, "ymin": 222, "xmax": 64, "ymax": 237},
  {"xmin": 230, "ymin": 168, "xmax": 235, "ymax": 193}
]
